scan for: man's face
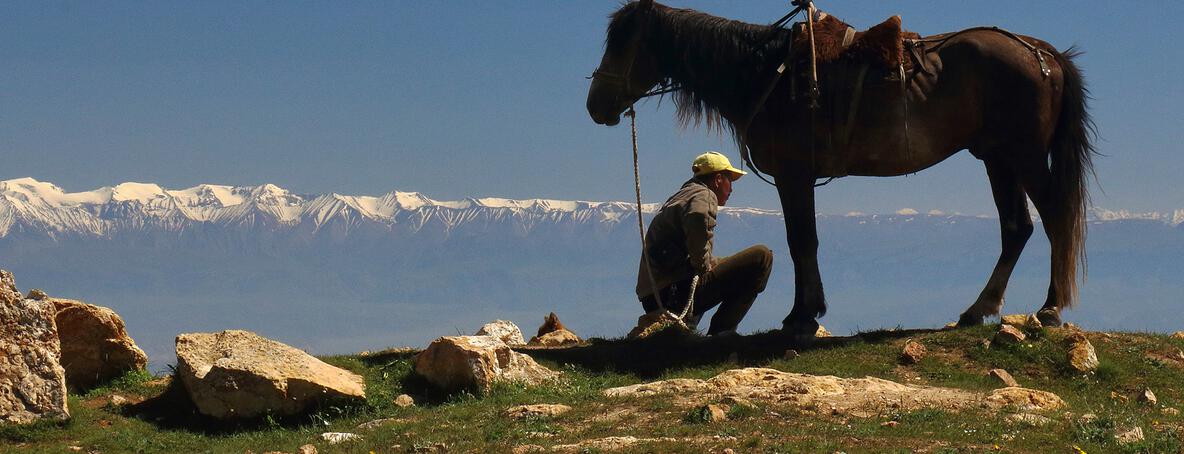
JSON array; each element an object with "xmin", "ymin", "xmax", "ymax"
[{"xmin": 709, "ymin": 172, "xmax": 733, "ymax": 206}]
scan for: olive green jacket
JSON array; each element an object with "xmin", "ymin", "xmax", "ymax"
[{"xmin": 635, "ymin": 178, "xmax": 718, "ymax": 299}]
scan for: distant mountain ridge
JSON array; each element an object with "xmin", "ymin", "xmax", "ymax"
[
  {"xmin": 2, "ymin": 177, "xmax": 1181, "ymax": 367},
  {"xmin": 2, "ymin": 177, "xmax": 1181, "ymax": 239}
]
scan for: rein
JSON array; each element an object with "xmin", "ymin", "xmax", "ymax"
[{"xmin": 627, "ymin": 107, "xmax": 697, "ymax": 322}]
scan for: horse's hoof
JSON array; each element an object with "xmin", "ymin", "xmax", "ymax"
[
  {"xmin": 780, "ymin": 318, "xmax": 820, "ymax": 343},
  {"xmin": 1036, "ymin": 308, "xmax": 1062, "ymax": 327},
  {"xmin": 956, "ymin": 312, "xmax": 984, "ymax": 328}
]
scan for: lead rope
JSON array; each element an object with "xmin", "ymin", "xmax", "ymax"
[{"xmin": 628, "ymin": 107, "xmax": 696, "ymax": 323}]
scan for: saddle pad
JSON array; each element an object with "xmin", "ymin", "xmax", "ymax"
[{"xmin": 792, "ymin": 14, "xmax": 920, "ymax": 68}]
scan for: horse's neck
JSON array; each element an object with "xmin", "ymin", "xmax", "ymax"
[{"xmin": 651, "ymin": 12, "xmax": 787, "ymax": 123}]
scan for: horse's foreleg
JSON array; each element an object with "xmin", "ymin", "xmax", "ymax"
[
  {"xmin": 775, "ymin": 177, "xmax": 826, "ymax": 336},
  {"xmin": 958, "ymin": 159, "xmax": 1034, "ymax": 326}
]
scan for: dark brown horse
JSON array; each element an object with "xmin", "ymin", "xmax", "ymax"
[{"xmin": 587, "ymin": 0, "xmax": 1096, "ymax": 337}]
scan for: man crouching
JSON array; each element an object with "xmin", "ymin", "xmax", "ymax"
[{"xmin": 637, "ymin": 151, "xmax": 774, "ymax": 336}]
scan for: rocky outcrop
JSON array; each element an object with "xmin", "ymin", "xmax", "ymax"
[
  {"xmin": 0, "ymin": 270, "xmax": 69, "ymax": 424},
  {"xmin": 35, "ymin": 295, "xmax": 148, "ymax": 390},
  {"xmin": 414, "ymin": 335, "xmax": 558, "ymax": 393},
  {"xmin": 983, "ymin": 387, "xmax": 1066, "ymax": 412},
  {"xmin": 603, "ymin": 368, "xmax": 1064, "ymax": 417},
  {"xmin": 175, "ymin": 330, "xmax": 365, "ymax": 419},
  {"xmin": 551, "ymin": 436, "xmax": 677, "ymax": 453},
  {"xmin": 475, "ymin": 320, "xmax": 526, "ymax": 346}
]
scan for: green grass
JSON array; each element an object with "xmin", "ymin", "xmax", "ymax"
[{"xmin": 3, "ymin": 326, "xmax": 1183, "ymax": 453}]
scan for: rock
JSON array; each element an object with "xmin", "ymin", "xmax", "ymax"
[
  {"xmin": 783, "ymin": 349, "xmax": 799, "ymax": 360},
  {"xmin": 1005, "ymin": 413, "xmax": 1052, "ymax": 426},
  {"xmin": 988, "ymin": 369, "xmax": 1020, "ymax": 388},
  {"xmin": 999, "ymin": 314, "xmax": 1026, "ymax": 326},
  {"xmin": 627, "ymin": 311, "xmax": 689, "ymax": 339},
  {"xmin": 899, "ymin": 340, "xmax": 926, "ymax": 365},
  {"xmin": 503, "ymin": 403, "xmax": 572, "ymax": 419},
  {"xmin": 50, "ymin": 297, "xmax": 148, "ymax": 390},
  {"xmin": 26, "ymin": 289, "xmax": 49, "ymax": 300},
  {"xmin": 1139, "ymin": 388, "xmax": 1158, "ymax": 406},
  {"xmin": 994, "ymin": 324, "xmax": 1026, "ymax": 344},
  {"xmin": 414, "ymin": 335, "xmax": 558, "ymax": 393},
  {"xmin": 528, "ymin": 329, "xmax": 581, "ymax": 347},
  {"xmin": 394, "ymin": 394, "xmax": 415, "ymax": 408},
  {"xmin": 0, "ymin": 270, "xmax": 69, "ymax": 425},
  {"xmin": 551, "ymin": 436, "xmax": 676, "ymax": 453},
  {"xmin": 603, "ymin": 367, "xmax": 1064, "ymax": 416},
  {"xmin": 881, "ymin": 420, "xmax": 899, "ymax": 427},
  {"xmin": 1162, "ymin": 407, "xmax": 1180, "ymax": 416},
  {"xmin": 108, "ymin": 395, "xmax": 129, "ymax": 407},
  {"xmin": 175, "ymin": 330, "xmax": 366, "ymax": 419},
  {"xmin": 297, "ymin": 445, "xmax": 317, "ymax": 454},
  {"xmin": 511, "ymin": 445, "xmax": 546, "ymax": 454},
  {"xmin": 983, "ymin": 387, "xmax": 1066, "ymax": 412},
  {"xmin": 1110, "ymin": 391, "xmax": 1129, "ymax": 403},
  {"xmin": 1171, "ymin": 331, "xmax": 1184, "ymax": 339},
  {"xmin": 1001, "ymin": 314, "xmax": 1042, "ymax": 329},
  {"xmin": 1066, "ymin": 333, "xmax": 1099, "ymax": 372},
  {"xmin": 1115, "ymin": 426, "xmax": 1145, "ymax": 445},
  {"xmin": 320, "ymin": 432, "xmax": 361, "ymax": 445},
  {"xmin": 815, "ymin": 325, "xmax": 831, "ymax": 337},
  {"xmin": 356, "ymin": 417, "xmax": 401, "ymax": 430},
  {"xmin": 475, "ymin": 320, "xmax": 525, "ymax": 346},
  {"xmin": 703, "ymin": 403, "xmax": 728, "ymax": 422}
]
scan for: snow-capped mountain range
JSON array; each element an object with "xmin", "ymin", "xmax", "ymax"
[
  {"xmin": 2, "ymin": 177, "xmax": 1181, "ymax": 367},
  {"xmin": 1, "ymin": 177, "xmax": 1180, "ymax": 238}
]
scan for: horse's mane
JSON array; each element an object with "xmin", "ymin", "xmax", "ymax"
[{"xmin": 608, "ymin": 3, "xmax": 791, "ymax": 136}]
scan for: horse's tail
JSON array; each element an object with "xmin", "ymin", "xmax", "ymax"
[{"xmin": 1048, "ymin": 47, "xmax": 1097, "ymax": 308}]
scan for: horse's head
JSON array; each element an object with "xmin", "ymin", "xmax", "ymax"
[{"xmin": 587, "ymin": 0, "xmax": 664, "ymax": 126}]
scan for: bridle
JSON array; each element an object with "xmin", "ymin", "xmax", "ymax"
[
  {"xmin": 591, "ymin": 1, "xmax": 831, "ymax": 189},
  {"xmin": 588, "ymin": 5, "xmax": 680, "ymax": 112}
]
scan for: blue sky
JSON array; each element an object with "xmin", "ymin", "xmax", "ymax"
[{"xmin": 2, "ymin": 1, "xmax": 1180, "ymax": 214}]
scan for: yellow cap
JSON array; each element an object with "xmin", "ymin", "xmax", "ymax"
[{"xmin": 691, "ymin": 151, "xmax": 747, "ymax": 180}]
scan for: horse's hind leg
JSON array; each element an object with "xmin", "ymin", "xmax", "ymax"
[
  {"xmin": 1015, "ymin": 159, "xmax": 1070, "ymax": 327},
  {"xmin": 958, "ymin": 159, "xmax": 1034, "ymax": 326}
]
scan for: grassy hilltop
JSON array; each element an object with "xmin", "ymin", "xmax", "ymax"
[{"xmin": 3, "ymin": 324, "xmax": 1183, "ymax": 453}]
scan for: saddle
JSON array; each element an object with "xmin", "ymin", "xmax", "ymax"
[
  {"xmin": 782, "ymin": 13, "xmax": 922, "ymax": 178},
  {"xmin": 790, "ymin": 14, "xmax": 921, "ymax": 70}
]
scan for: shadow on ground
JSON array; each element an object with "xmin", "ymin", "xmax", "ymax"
[
  {"xmin": 124, "ymin": 377, "xmax": 359, "ymax": 434},
  {"xmin": 519, "ymin": 327, "xmax": 943, "ymax": 378}
]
